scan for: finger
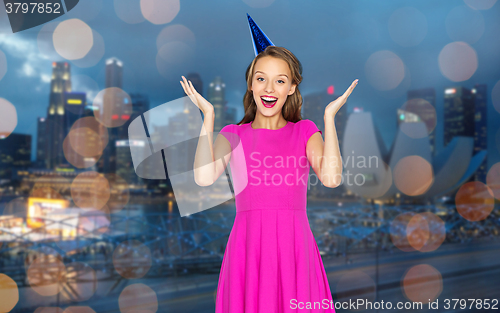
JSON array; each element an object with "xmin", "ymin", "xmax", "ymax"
[
  {"xmin": 180, "ymin": 80, "xmax": 190, "ymax": 96},
  {"xmin": 188, "ymin": 80, "xmax": 198, "ymax": 94},
  {"xmin": 182, "ymin": 76, "xmax": 192, "ymax": 94},
  {"xmin": 343, "ymin": 79, "xmax": 358, "ymax": 98}
]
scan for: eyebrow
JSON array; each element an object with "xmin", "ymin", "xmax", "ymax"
[{"xmin": 255, "ymin": 71, "xmax": 288, "ymax": 79}]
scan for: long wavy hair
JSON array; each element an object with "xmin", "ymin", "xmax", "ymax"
[{"xmin": 236, "ymin": 46, "xmax": 304, "ymax": 125}]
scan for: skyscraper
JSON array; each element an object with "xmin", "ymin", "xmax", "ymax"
[
  {"xmin": 46, "ymin": 62, "xmax": 72, "ymax": 169},
  {"xmin": 0, "ymin": 134, "xmax": 31, "ymax": 179},
  {"xmin": 36, "ymin": 117, "xmax": 47, "ymax": 168},
  {"xmin": 406, "ymin": 88, "xmax": 437, "ymax": 156},
  {"xmin": 207, "ymin": 76, "xmax": 227, "ymax": 133},
  {"xmin": 105, "ymin": 57, "xmax": 123, "ymax": 88},
  {"xmin": 444, "ymin": 86, "xmax": 475, "ymax": 147},
  {"xmin": 100, "ymin": 57, "xmax": 125, "ymax": 174},
  {"xmin": 472, "ymin": 84, "xmax": 488, "ymax": 183}
]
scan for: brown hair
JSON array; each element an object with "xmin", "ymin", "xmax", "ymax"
[{"xmin": 236, "ymin": 46, "xmax": 304, "ymax": 125}]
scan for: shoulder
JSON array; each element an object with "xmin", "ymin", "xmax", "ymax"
[{"xmin": 297, "ymin": 119, "xmax": 322, "ymax": 145}]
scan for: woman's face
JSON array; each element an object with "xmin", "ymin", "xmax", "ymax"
[{"xmin": 250, "ymin": 56, "xmax": 296, "ymax": 117}]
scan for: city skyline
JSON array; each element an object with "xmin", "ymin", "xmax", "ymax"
[{"xmin": 0, "ymin": 0, "xmax": 499, "ymax": 169}]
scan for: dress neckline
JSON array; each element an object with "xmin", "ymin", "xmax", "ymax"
[{"xmin": 249, "ymin": 120, "xmax": 290, "ymax": 131}]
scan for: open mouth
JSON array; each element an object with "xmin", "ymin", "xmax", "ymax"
[{"xmin": 260, "ymin": 96, "xmax": 277, "ymax": 108}]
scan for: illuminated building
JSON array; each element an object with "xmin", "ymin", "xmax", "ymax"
[
  {"xmin": 0, "ymin": 133, "xmax": 32, "ymax": 179},
  {"xmin": 406, "ymin": 88, "xmax": 437, "ymax": 156}
]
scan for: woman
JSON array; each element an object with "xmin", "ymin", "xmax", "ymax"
[{"xmin": 180, "ymin": 46, "xmax": 357, "ymax": 312}]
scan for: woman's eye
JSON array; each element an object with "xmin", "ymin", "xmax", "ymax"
[
  {"xmin": 257, "ymin": 77, "xmax": 264, "ymax": 81},
  {"xmin": 278, "ymin": 80, "xmax": 285, "ymax": 84}
]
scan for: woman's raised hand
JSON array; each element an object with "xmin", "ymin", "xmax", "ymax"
[
  {"xmin": 180, "ymin": 76, "xmax": 214, "ymax": 114},
  {"xmin": 324, "ymin": 79, "xmax": 358, "ymax": 117}
]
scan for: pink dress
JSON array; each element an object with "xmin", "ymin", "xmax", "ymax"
[{"xmin": 216, "ymin": 119, "xmax": 336, "ymax": 313}]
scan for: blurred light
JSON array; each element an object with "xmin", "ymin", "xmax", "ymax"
[
  {"xmin": 121, "ymin": 114, "xmax": 130, "ymax": 120},
  {"xmin": 394, "ymin": 156, "xmax": 434, "ymax": 196},
  {"xmin": 391, "ymin": 212, "xmax": 417, "ymax": 252},
  {"xmin": 388, "ymin": 7, "xmax": 427, "ymax": 47},
  {"xmin": 438, "ymin": 42, "xmax": 478, "ymax": 82},
  {"xmin": 403, "ymin": 264, "xmax": 442, "ymax": 303},
  {"xmin": 93, "ymin": 88, "xmax": 132, "ymax": 128},
  {"xmin": 113, "ymin": 240, "xmax": 152, "ymax": 279},
  {"xmin": 141, "ymin": 0, "xmax": 180, "ymax": 25},
  {"xmin": 53, "ymin": 19, "xmax": 93, "ymax": 60},
  {"xmin": 0, "ymin": 98, "xmax": 17, "ymax": 139},
  {"xmin": 118, "ymin": 283, "xmax": 158, "ymax": 313},
  {"xmin": 455, "ymin": 181, "xmax": 495, "ymax": 221},
  {"xmin": 445, "ymin": 88, "xmax": 456, "ymax": 94},
  {"xmin": 71, "ymin": 171, "xmax": 110, "ymax": 210},
  {"xmin": 0, "ymin": 49, "xmax": 6, "ymax": 82},
  {"xmin": 67, "ymin": 99, "xmax": 82, "ymax": 105},
  {"xmin": 0, "ymin": 274, "xmax": 19, "ymax": 312},
  {"xmin": 114, "ymin": 0, "xmax": 146, "ymax": 24},
  {"xmin": 365, "ymin": 50, "xmax": 405, "ymax": 91},
  {"xmin": 464, "ymin": 0, "xmax": 497, "ymax": 10},
  {"xmin": 327, "ymin": 85, "xmax": 334, "ymax": 95},
  {"xmin": 486, "ymin": 162, "xmax": 500, "ymax": 200}
]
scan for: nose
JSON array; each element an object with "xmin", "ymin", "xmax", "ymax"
[{"xmin": 265, "ymin": 80, "xmax": 274, "ymax": 93}]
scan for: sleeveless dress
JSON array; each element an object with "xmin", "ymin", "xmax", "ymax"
[{"xmin": 215, "ymin": 119, "xmax": 336, "ymax": 313}]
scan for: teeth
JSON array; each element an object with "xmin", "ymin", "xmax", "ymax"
[{"xmin": 261, "ymin": 97, "xmax": 277, "ymax": 101}]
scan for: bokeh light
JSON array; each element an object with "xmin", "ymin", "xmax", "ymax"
[
  {"xmin": 388, "ymin": 7, "xmax": 427, "ymax": 47},
  {"xmin": 113, "ymin": 240, "xmax": 152, "ymax": 279},
  {"xmin": 105, "ymin": 174, "xmax": 130, "ymax": 213},
  {"xmin": 390, "ymin": 212, "xmax": 417, "ymax": 252},
  {"xmin": 402, "ymin": 264, "xmax": 443, "ymax": 303},
  {"xmin": 399, "ymin": 98, "xmax": 437, "ymax": 139},
  {"xmin": 242, "ymin": 0, "xmax": 276, "ymax": 8},
  {"xmin": 93, "ymin": 87, "xmax": 133, "ymax": 128},
  {"xmin": 492, "ymin": 80, "xmax": 500, "ymax": 114},
  {"xmin": 406, "ymin": 213, "xmax": 430, "ymax": 251},
  {"xmin": 486, "ymin": 162, "xmax": 500, "ymax": 200},
  {"xmin": 71, "ymin": 171, "xmax": 110, "ymax": 210},
  {"xmin": 71, "ymin": 30, "xmax": 105, "ymax": 68},
  {"xmin": 69, "ymin": 116, "xmax": 109, "ymax": 157},
  {"xmin": 365, "ymin": 50, "xmax": 405, "ymax": 91},
  {"xmin": 37, "ymin": 22, "xmax": 61, "ymax": 59},
  {"xmin": 30, "ymin": 186, "xmax": 64, "ymax": 200},
  {"xmin": 438, "ymin": 42, "xmax": 478, "ymax": 82},
  {"xmin": 417, "ymin": 212, "xmax": 446, "ymax": 252},
  {"xmin": 0, "ymin": 98, "xmax": 18, "ymax": 139},
  {"xmin": 455, "ymin": 181, "xmax": 495, "ymax": 221},
  {"xmin": 0, "ymin": 49, "xmax": 6, "ymax": 81},
  {"xmin": 63, "ymin": 135, "xmax": 99, "ymax": 169},
  {"xmin": 114, "ymin": 0, "xmax": 146, "ymax": 24},
  {"xmin": 393, "ymin": 156, "xmax": 434, "ymax": 196},
  {"xmin": 53, "ymin": 19, "xmax": 94, "ymax": 60},
  {"xmin": 3, "ymin": 197, "xmax": 28, "ymax": 217},
  {"xmin": 156, "ymin": 24, "xmax": 196, "ymax": 52},
  {"xmin": 463, "ymin": 0, "xmax": 497, "ymax": 10},
  {"xmin": 140, "ymin": 0, "xmax": 180, "ymax": 25},
  {"xmin": 63, "ymin": 307, "xmax": 97, "ymax": 313},
  {"xmin": 0, "ymin": 273, "xmax": 19, "ymax": 312},
  {"xmin": 335, "ymin": 270, "xmax": 376, "ymax": 308},
  {"xmin": 34, "ymin": 308, "xmax": 64, "ymax": 313},
  {"xmin": 118, "ymin": 283, "xmax": 158, "ymax": 313},
  {"xmin": 62, "ymin": 262, "xmax": 97, "ymax": 302},
  {"xmin": 157, "ymin": 41, "xmax": 194, "ymax": 65},
  {"xmin": 445, "ymin": 5, "xmax": 485, "ymax": 44},
  {"xmin": 27, "ymin": 251, "xmax": 67, "ymax": 296}
]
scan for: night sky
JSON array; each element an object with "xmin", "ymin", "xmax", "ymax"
[{"xmin": 0, "ymin": 0, "xmax": 499, "ymax": 168}]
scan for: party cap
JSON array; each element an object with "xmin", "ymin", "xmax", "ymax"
[{"xmin": 247, "ymin": 13, "xmax": 275, "ymax": 56}]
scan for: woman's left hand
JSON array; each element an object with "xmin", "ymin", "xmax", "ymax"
[{"xmin": 324, "ymin": 79, "xmax": 358, "ymax": 117}]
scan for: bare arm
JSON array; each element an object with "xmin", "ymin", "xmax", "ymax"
[
  {"xmin": 180, "ymin": 76, "xmax": 232, "ymax": 186},
  {"xmin": 193, "ymin": 110, "xmax": 232, "ymax": 186}
]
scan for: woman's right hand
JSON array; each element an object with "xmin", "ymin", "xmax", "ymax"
[{"xmin": 180, "ymin": 76, "xmax": 214, "ymax": 115}]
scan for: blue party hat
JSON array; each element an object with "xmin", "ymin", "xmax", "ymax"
[{"xmin": 247, "ymin": 13, "xmax": 275, "ymax": 56}]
